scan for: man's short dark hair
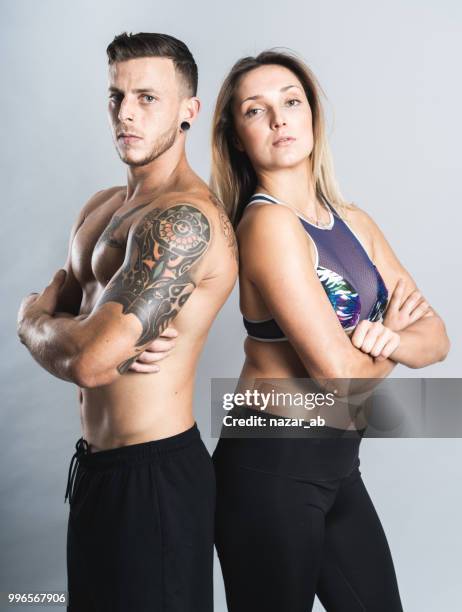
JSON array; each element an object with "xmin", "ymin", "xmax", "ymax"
[{"xmin": 107, "ymin": 32, "xmax": 198, "ymax": 96}]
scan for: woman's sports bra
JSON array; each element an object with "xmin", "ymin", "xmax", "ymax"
[{"xmin": 242, "ymin": 192, "xmax": 389, "ymax": 342}]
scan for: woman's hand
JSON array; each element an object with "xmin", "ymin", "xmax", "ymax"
[
  {"xmin": 350, "ymin": 279, "xmax": 437, "ymax": 363},
  {"xmin": 350, "ymin": 320, "xmax": 400, "ymax": 362},
  {"xmin": 128, "ymin": 326, "xmax": 178, "ymax": 373},
  {"xmin": 383, "ymin": 278, "xmax": 431, "ymax": 332}
]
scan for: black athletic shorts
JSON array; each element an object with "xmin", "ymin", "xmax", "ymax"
[{"xmin": 65, "ymin": 423, "xmax": 215, "ymax": 612}]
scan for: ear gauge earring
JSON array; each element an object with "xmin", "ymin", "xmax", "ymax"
[{"xmin": 180, "ymin": 121, "xmax": 190, "ymax": 131}]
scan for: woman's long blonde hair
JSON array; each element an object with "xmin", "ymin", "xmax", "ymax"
[{"xmin": 210, "ymin": 49, "xmax": 354, "ymax": 227}]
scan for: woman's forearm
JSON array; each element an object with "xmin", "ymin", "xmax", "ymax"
[
  {"xmin": 389, "ymin": 315, "xmax": 450, "ymax": 368},
  {"xmin": 312, "ymin": 345, "xmax": 397, "ymax": 397},
  {"xmin": 341, "ymin": 349, "xmax": 397, "ymax": 394}
]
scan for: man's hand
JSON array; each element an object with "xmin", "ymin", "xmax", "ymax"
[
  {"xmin": 128, "ymin": 326, "xmax": 178, "ymax": 373},
  {"xmin": 350, "ymin": 320, "xmax": 401, "ymax": 362},
  {"xmin": 383, "ymin": 278, "xmax": 431, "ymax": 332},
  {"xmin": 17, "ymin": 269, "xmax": 67, "ymax": 341}
]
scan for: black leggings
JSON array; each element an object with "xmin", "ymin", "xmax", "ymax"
[{"xmin": 213, "ymin": 433, "xmax": 403, "ymax": 611}]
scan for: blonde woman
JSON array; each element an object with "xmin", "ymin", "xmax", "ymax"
[{"xmin": 210, "ymin": 51, "xmax": 450, "ymax": 611}]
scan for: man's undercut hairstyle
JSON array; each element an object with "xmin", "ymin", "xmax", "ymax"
[{"xmin": 107, "ymin": 32, "xmax": 198, "ymax": 97}]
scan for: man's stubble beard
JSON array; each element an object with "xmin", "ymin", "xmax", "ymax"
[{"xmin": 116, "ymin": 120, "xmax": 179, "ymax": 168}]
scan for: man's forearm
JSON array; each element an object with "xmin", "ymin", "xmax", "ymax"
[
  {"xmin": 390, "ymin": 316, "xmax": 450, "ymax": 368},
  {"xmin": 18, "ymin": 306, "xmax": 143, "ymax": 388},
  {"xmin": 18, "ymin": 314, "xmax": 83, "ymax": 383}
]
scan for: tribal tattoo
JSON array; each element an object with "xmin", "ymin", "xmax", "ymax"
[
  {"xmin": 96, "ymin": 204, "xmax": 211, "ymax": 374},
  {"xmin": 209, "ymin": 193, "xmax": 238, "ymax": 263},
  {"xmin": 98, "ymin": 201, "xmax": 151, "ymax": 249}
]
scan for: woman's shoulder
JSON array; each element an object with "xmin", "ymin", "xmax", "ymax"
[
  {"xmin": 236, "ymin": 201, "xmax": 302, "ymax": 242},
  {"xmin": 338, "ymin": 200, "xmax": 383, "ymax": 261},
  {"xmin": 339, "ymin": 198, "xmax": 387, "ymax": 235}
]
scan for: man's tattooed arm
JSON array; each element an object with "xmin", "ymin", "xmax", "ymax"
[
  {"xmin": 17, "ymin": 203, "xmax": 212, "ymax": 387},
  {"xmin": 95, "ymin": 204, "xmax": 211, "ymax": 374}
]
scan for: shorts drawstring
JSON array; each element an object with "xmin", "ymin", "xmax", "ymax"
[{"xmin": 64, "ymin": 437, "xmax": 89, "ymax": 504}]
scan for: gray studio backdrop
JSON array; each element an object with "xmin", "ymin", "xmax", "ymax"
[{"xmin": 1, "ymin": 1, "xmax": 461, "ymax": 610}]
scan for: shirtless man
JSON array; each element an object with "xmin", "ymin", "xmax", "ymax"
[{"xmin": 17, "ymin": 32, "xmax": 238, "ymax": 612}]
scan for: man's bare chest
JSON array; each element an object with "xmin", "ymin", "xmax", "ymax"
[{"xmin": 71, "ymin": 199, "xmax": 151, "ymax": 289}]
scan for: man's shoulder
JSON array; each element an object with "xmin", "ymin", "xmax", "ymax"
[
  {"xmin": 125, "ymin": 192, "xmax": 212, "ymax": 251},
  {"xmin": 81, "ymin": 185, "xmax": 125, "ymax": 218},
  {"xmin": 155, "ymin": 188, "xmax": 226, "ymax": 218},
  {"xmin": 137, "ymin": 190, "xmax": 238, "ymax": 269},
  {"xmin": 144, "ymin": 190, "xmax": 234, "ymax": 241}
]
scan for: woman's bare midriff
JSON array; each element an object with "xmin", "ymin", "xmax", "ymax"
[
  {"xmin": 242, "ymin": 336, "xmax": 308, "ymax": 379},
  {"xmin": 239, "ymin": 337, "xmax": 365, "ymax": 431}
]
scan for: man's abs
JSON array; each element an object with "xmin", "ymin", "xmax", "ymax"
[
  {"xmin": 79, "ymin": 295, "xmax": 211, "ymax": 451},
  {"xmin": 80, "ymin": 366, "xmax": 196, "ymax": 452}
]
